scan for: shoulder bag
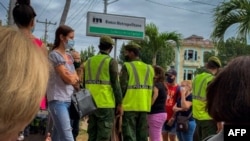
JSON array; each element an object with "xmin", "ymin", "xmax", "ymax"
[
  {"xmin": 70, "ymin": 89, "xmax": 97, "ymax": 120},
  {"xmin": 176, "ymin": 112, "xmax": 192, "ymax": 132}
]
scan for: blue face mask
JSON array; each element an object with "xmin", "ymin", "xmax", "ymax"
[{"xmin": 65, "ymin": 39, "xmax": 74, "ymax": 49}]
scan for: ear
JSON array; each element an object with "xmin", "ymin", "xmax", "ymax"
[
  {"xmin": 60, "ymin": 34, "xmax": 65, "ymax": 41},
  {"xmin": 30, "ymin": 18, "xmax": 35, "ymax": 27}
]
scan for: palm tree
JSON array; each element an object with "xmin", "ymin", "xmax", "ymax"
[
  {"xmin": 211, "ymin": 0, "xmax": 250, "ymax": 43},
  {"xmin": 144, "ymin": 23, "xmax": 181, "ymax": 65},
  {"xmin": 60, "ymin": 0, "xmax": 71, "ymax": 25}
]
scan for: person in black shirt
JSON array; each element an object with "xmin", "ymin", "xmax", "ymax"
[{"xmin": 147, "ymin": 66, "xmax": 167, "ymax": 141}]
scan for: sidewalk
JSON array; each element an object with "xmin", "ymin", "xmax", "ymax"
[{"xmin": 25, "ymin": 119, "xmax": 88, "ymax": 141}]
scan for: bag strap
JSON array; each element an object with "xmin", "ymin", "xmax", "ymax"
[{"xmin": 176, "ymin": 85, "xmax": 181, "ymax": 101}]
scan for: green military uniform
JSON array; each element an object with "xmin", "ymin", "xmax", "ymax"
[
  {"xmin": 120, "ymin": 43, "xmax": 154, "ymax": 141},
  {"xmin": 85, "ymin": 36, "xmax": 122, "ymax": 141},
  {"xmin": 192, "ymin": 56, "xmax": 222, "ymax": 141}
]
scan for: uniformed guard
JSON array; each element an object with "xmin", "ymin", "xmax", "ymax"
[
  {"xmin": 120, "ymin": 43, "xmax": 154, "ymax": 141},
  {"xmin": 84, "ymin": 35, "xmax": 123, "ymax": 141},
  {"xmin": 192, "ymin": 56, "xmax": 223, "ymax": 141}
]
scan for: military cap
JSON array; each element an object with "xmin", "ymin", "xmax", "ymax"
[
  {"xmin": 208, "ymin": 56, "xmax": 222, "ymax": 67},
  {"xmin": 124, "ymin": 42, "xmax": 141, "ymax": 50},
  {"xmin": 100, "ymin": 35, "xmax": 114, "ymax": 45}
]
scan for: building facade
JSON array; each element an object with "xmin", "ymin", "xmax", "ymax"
[{"xmin": 174, "ymin": 35, "xmax": 215, "ymax": 83}]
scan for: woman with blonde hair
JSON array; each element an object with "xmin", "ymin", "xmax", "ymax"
[
  {"xmin": 0, "ymin": 27, "xmax": 50, "ymax": 141},
  {"xmin": 173, "ymin": 80, "xmax": 196, "ymax": 141}
]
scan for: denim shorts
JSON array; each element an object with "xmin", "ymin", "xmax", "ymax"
[{"xmin": 162, "ymin": 120, "xmax": 177, "ymax": 135}]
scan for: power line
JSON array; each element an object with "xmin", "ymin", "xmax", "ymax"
[
  {"xmin": 146, "ymin": 0, "xmax": 211, "ymax": 15},
  {"xmin": 67, "ymin": 0, "xmax": 92, "ymax": 25},
  {"xmin": 70, "ymin": 0, "xmax": 98, "ymax": 28},
  {"xmin": 37, "ymin": 0, "xmax": 52, "ymax": 19},
  {"xmin": 189, "ymin": 0, "xmax": 217, "ymax": 7},
  {"xmin": 0, "ymin": 2, "xmax": 8, "ymax": 11},
  {"xmin": 37, "ymin": 19, "xmax": 57, "ymax": 43}
]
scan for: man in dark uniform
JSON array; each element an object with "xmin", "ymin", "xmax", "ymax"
[
  {"xmin": 84, "ymin": 35, "xmax": 123, "ymax": 141},
  {"xmin": 120, "ymin": 43, "xmax": 154, "ymax": 141}
]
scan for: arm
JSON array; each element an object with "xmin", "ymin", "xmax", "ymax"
[
  {"xmin": 119, "ymin": 64, "xmax": 129, "ymax": 97},
  {"xmin": 180, "ymin": 87, "xmax": 192, "ymax": 110},
  {"xmin": 110, "ymin": 59, "xmax": 123, "ymax": 115},
  {"xmin": 49, "ymin": 52, "xmax": 79, "ymax": 85},
  {"xmin": 151, "ymin": 86, "xmax": 159, "ymax": 105},
  {"xmin": 55, "ymin": 65, "xmax": 79, "ymax": 85}
]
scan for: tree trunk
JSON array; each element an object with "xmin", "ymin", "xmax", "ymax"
[
  {"xmin": 60, "ymin": 0, "xmax": 71, "ymax": 25},
  {"xmin": 152, "ymin": 53, "xmax": 157, "ymax": 66}
]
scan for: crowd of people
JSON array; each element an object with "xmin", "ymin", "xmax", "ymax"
[{"xmin": 1, "ymin": 0, "xmax": 250, "ymax": 141}]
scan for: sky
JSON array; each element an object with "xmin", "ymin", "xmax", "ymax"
[{"xmin": 0, "ymin": 0, "xmax": 230, "ymax": 56}]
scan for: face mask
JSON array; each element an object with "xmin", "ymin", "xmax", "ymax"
[
  {"xmin": 167, "ymin": 77, "xmax": 175, "ymax": 83},
  {"xmin": 31, "ymin": 27, "xmax": 35, "ymax": 33},
  {"xmin": 65, "ymin": 39, "xmax": 74, "ymax": 49},
  {"xmin": 124, "ymin": 55, "xmax": 130, "ymax": 61},
  {"xmin": 73, "ymin": 61, "xmax": 81, "ymax": 69}
]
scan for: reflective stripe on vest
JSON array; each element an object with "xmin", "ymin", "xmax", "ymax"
[
  {"xmin": 192, "ymin": 73, "xmax": 213, "ymax": 101},
  {"xmin": 122, "ymin": 61, "xmax": 154, "ymax": 112},
  {"xmin": 85, "ymin": 55, "xmax": 115, "ymax": 108},
  {"xmin": 192, "ymin": 73, "xmax": 213, "ymax": 120}
]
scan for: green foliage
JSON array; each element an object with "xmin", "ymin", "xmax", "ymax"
[
  {"xmin": 203, "ymin": 50, "xmax": 216, "ymax": 63},
  {"xmin": 118, "ymin": 23, "xmax": 182, "ymax": 69},
  {"xmin": 144, "ymin": 23, "xmax": 182, "ymax": 65},
  {"xmin": 211, "ymin": 0, "xmax": 250, "ymax": 44},
  {"xmin": 118, "ymin": 42, "xmax": 126, "ymax": 64},
  {"xmin": 80, "ymin": 45, "xmax": 96, "ymax": 62},
  {"xmin": 119, "ymin": 23, "xmax": 181, "ymax": 68},
  {"xmin": 217, "ymin": 37, "xmax": 250, "ymax": 66},
  {"xmin": 194, "ymin": 67, "xmax": 208, "ymax": 75}
]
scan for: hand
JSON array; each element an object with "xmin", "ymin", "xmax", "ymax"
[
  {"xmin": 116, "ymin": 104, "xmax": 123, "ymax": 116},
  {"xmin": 73, "ymin": 82, "xmax": 80, "ymax": 91},
  {"xmin": 172, "ymin": 105, "xmax": 179, "ymax": 112},
  {"xmin": 45, "ymin": 133, "xmax": 51, "ymax": 141},
  {"xmin": 166, "ymin": 118, "xmax": 175, "ymax": 126},
  {"xmin": 180, "ymin": 87, "xmax": 187, "ymax": 97},
  {"xmin": 216, "ymin": 122, "xmax": 223, "ymax": 133}
]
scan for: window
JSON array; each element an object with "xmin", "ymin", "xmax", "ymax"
[
  {"xmin": 188, "ymin": 50, "xmax": 194, "ymax": 60},
  {"xmin": 187, "ymin": 70, "xmax": 193, "ymax": 80},
  {"xmin": 183, "ymin": 69, "xmax": 194, "ymax": 80},
  {"xmin": 184, "ymin": 49, "xmax": 198, "ymax": 61}
]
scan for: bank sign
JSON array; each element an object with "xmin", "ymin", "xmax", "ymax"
[{"xmin": 86, "ymin": 12, "xmax": 145, "ymax": 40}]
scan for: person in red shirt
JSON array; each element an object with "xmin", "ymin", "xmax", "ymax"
[{"xmin": 162, "ymin": 69, "xmax": 180, "ymax": 141}]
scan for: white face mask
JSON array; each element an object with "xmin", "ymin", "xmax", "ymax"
[{"xmin": 65, "ymin": 39, "xmax": 74, "ymax": 49}]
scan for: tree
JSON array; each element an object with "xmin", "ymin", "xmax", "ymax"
[
  {"xmin": 80, "ymin": 45, "xmax": 96, "ymax": 62},
  {"xmin": 211, "ymin": 0, "xmax": 250, "ymax": 43},
  {"xmin": 217, "ymin": 37, "xmax": 250, "ymax": 66},
  {"xmin": 118, "ymin": 23, "xmax": 181, "ymax": 69},
  {"xmin": 60, "ymin": 0, "xmax": 71, "ymax": 25},
  {"xmin": 144, "ymin": 23, "xmax": 181, "ymax": 65}
]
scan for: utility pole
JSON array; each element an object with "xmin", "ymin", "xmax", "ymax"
[
  {"xmin": 104, "ymin": 0, "xmax": 108, "ymax": 14},
  {"xmin": 103, "ymin": 0, "xmax": 118, "ymax": 59},
  {"xmin": 36, "ymin": 19, "xmax": 56, "ymax": 44},
  {"xmin": 103, "ymin": 0, "xmax": 118, "ymax": 14},
  {"xmin": 8, "ymin": 0, "xmax": 15, "ymax": 25}
]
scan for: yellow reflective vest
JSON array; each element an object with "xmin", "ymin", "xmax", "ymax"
[
  {"xmin": 192, "ymin": 72, "xmax": 214, "ymax": 120},
  {"xmin": 122, "ymin": 61, "xmax": 154, "ymax": 112},
  {"xmin": 85, "ymin": 54, "xmax": 115, "ymax": 108}
]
